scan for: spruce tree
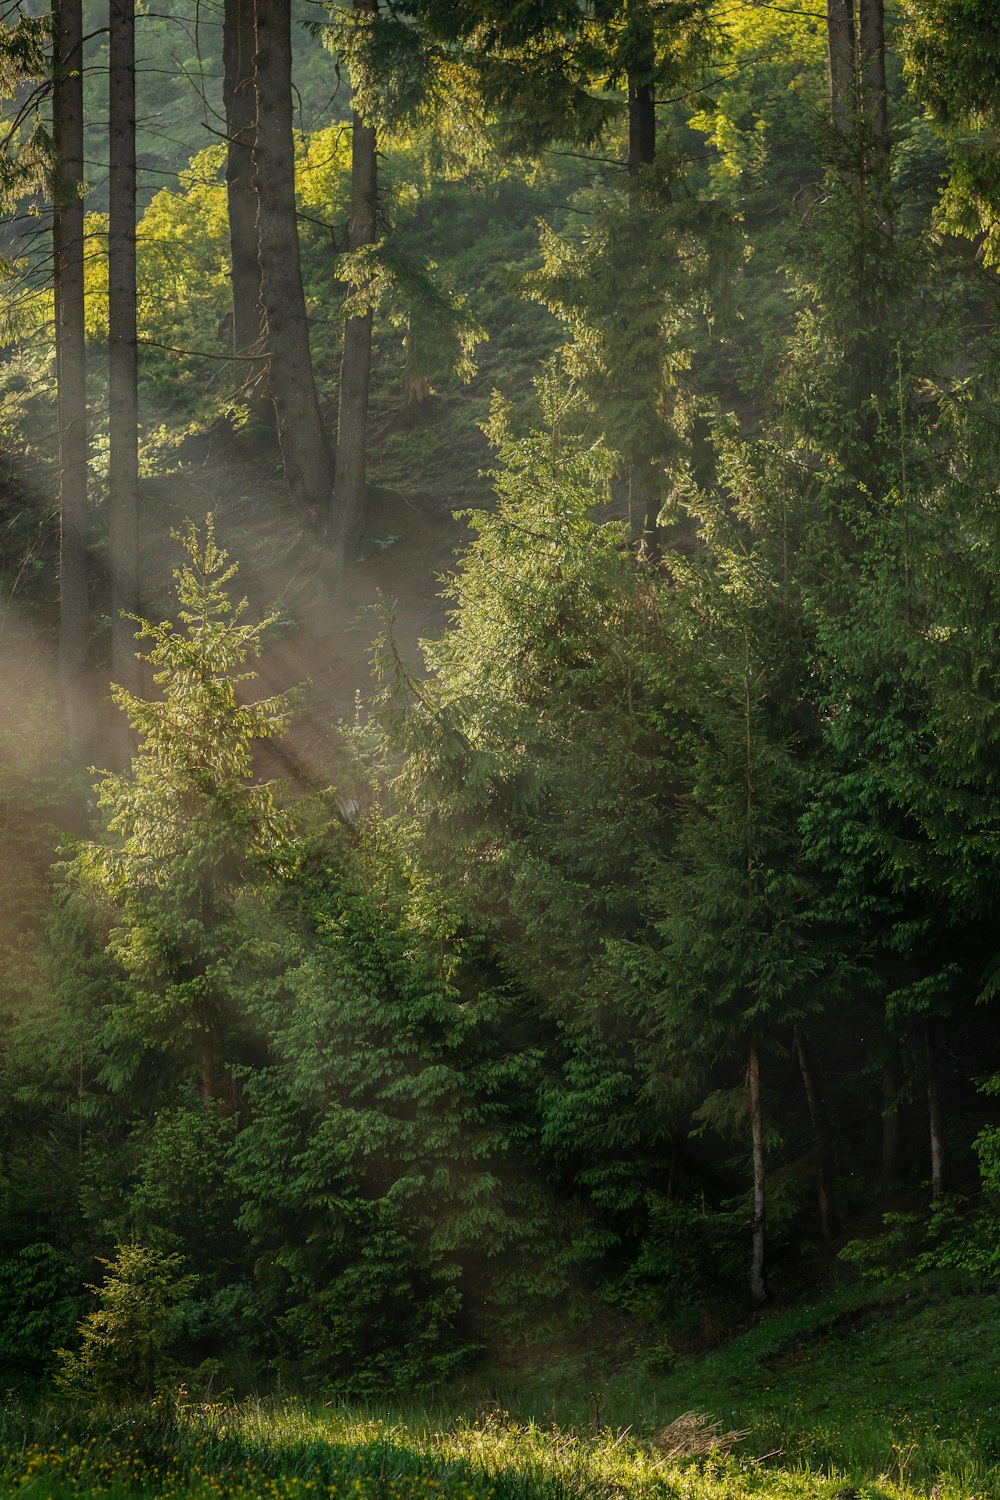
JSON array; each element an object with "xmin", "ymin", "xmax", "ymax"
[{"xmin": 73, "ymin": 518, "xmax": 298, "ymax": 1099}]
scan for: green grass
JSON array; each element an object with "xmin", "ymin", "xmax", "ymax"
[
  {"xmin": 0, "ymin": 1282, "xmax": 996, "ymax": 1499},
  {"xmin": 484, "ymin": 1280, "xmax": 999, "ymax": 1487}
]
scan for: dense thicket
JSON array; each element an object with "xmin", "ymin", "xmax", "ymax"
[{"xmin": 1, "ymin": 0, "xmax": 1000, "ymax": 1396}]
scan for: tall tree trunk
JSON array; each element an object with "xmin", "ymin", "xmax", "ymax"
[
  {"xmin": 881, "ymin": 1046, "xmax": 901, "ymax": 1179},
  {"xmin": 857, "ymin": 0, "xmax": 888, "ymax": 165},
  {"xmin": 329, "ymin": 0, "xmax": 378, "ymax": 576},
  {"xmin": 254, "ymin": 0, "xmax": 335, "ymax": 526},
  {"xmin": 793, "ymin": 1022, "xmax": 837, "ymax": 1241},
  {"xmin": 627, "ymin": 78, "xmax": 655, "ymax": 178},
  {"xmin": 925, "ymin": 1022, "xmax": 945, "ymax": 1200},
  {"xmin": 621, "ymin": 3, "xmax": 659, "ymax": 549},
  {"xmin": 826, "ymin": 0, "xmax": 856, "ymax": 138},
  {"xmin": 625, "ymin": 0, "xmax": 655, "ymax": 180},
  {"xmin": 108, "ymin": 0, "xmax": 140, "ymax": 722},
  {"xmin": 52, "ymin": 0, "xmax": 93, "ymax": 756},
  {"xmin": 223, "ymin": 0, "xmax": 265, "ymax": 403},
  {"xmin": 748, "ymin": 1039, "xmax": 769, "ymax": 1305}
]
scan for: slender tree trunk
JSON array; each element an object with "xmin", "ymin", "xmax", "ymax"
[
  {"xmin": 826, "ymin": 0, "xmax": 856, "ymax": 138},
  {"xmin": 793, "ymin": 1022, "xmax": 837, "ymax": 1241},
  {"xmin": 254, "ymin": 0, "xmax": 335, "ymax": 525},
  {"xmin": 329, "ymin": 0, "xmax": 378, "ymax": 575},
  {"xmin": 52, "ymin": 0, "xmax": 93, "ymax": 756},
  {"xmin": 881, "ymin": 1047, "xmax": 901, "ymax": 1179},
  {"xmin": 748, "ymin": 1040, "xmax": 769, "ymax": 1305},
  {"xmin": 108, "ymin": 0, "xmax": 140, "ymax": 720},
  {"xmin": 224, "ymin": 0, "xmax": 265, "ymax": 402},
  {"xmin": 621, "ymin": 3, "xmax": 660, "ymax": 549},
  {"xmin": 201, "ymin": 1026, "xmax": 215, "ymax": 1100},
  {"xmin": 628, "ymin": 463, "xmax": 659, "ymax": 555},
  {"xmin": 925, "ymin": 1022, "xmax": 945, "ymax": 1200}
]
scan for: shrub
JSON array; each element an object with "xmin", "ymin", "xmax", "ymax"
[{"xmin": 55, "ymin": 1242, "xmax": 197, "ymax": 1402}]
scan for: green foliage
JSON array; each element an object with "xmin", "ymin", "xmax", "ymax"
[
  {"xmin": 70, "ymin": 518, "xmax": 297, "ymax": 1084},
  {"xmin": 0, "ymin": 1244, "xmax": 81, "ymax": 1381},
  {"xmin": 0, "ymin": 11, "xmax": 52, "ymax": 211},
  {"xmin": 5, "ymin": 0, "xmax": 1000, "ymax": 1421},
  {"xmin": 55, "ymin": 1243, "xmax": 198, "ymax": 1403},
  {"xmin": 525, "ymin": 188, "xmax": 732, "ymax": 490},
  {"xmin": 900, "ymin": 0, "xmax": 1000, "ymax": 263},
  {"xmin": 229, "ymin": 823, "xmax": 559, "ymax": 1390},
  {"xmin": 339, "ymin": 237, "xmax": 486, "ymax": 387}
]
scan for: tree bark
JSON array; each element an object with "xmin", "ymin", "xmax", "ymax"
[
  {"xmin": 858, "ymin": 0, "xmax": 888, "ymax": 164},
  {"xmin": 224, "ymin": 0, "xmax": 266, "ymax": 402},
  {"xmin": 793, "ymin": 1022, "xmax": 837, "ymax": 1241},
  {"xmin": 627, "ymin": 78, "xmax": 655, "ymax": 178},
  {"xmin": 330, "ymin": 0, "xmax": 378, "ymax": 575},
  {"xmin": 748, "ymin": 1040, "xmax": 769, "ymax": 1305},
  {"xmin": 254, "ymin": 0, "xmax": 335, "ymax": 525},
  {"xmin": 925, "ymin": 1022, "xmax": 945, "ymax": 1200},
  {"xmin": 108, "ymin": 0, "xmax": 140, "ymax": 722},
  {"xmin": 826, "ymin": 0, "xmax": 856, "ymax": 138},
  {"xmin": 625, "ymin": 0, "xmax": 655, "ymax": 180},
  {"xmin": 52, "ymin": 0, "xmax": 93, "ymax": 756}
]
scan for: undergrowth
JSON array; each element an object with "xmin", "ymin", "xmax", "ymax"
[{"xmin": 0, "ymin": 1283, "xmax": 995, "ymax": 1499}]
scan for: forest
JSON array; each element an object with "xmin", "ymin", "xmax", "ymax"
[{"xmin": 0, "ymin": 1, "xmax": 999, "ymax": 1497}]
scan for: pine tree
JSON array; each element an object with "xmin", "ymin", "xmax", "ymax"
[{"xmin": 73, "ymin": 518, "xmax": 298, "ymax": 1098}]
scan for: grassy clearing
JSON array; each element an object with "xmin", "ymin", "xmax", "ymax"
[
  {"xmin": 485, "ymin": 1280, "xmax": 999, "ymax": 1493},
  {"xmin": 0, "ymin": 1283, "xmax": 995, "ymax": 1499}
]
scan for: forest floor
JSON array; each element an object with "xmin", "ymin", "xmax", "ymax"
[{"xmin": 0, "ymin": 1279, "xmax": 995, "ymax": 1499}]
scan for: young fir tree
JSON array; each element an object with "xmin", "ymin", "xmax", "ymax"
[{"xmin": 72, "ymin": 518, "xmax": 298, "ymax": 1101}]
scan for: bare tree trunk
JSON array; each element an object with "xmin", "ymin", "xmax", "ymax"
[
  {"xmin": 625, "ymin": 0, "xmax": 655, "ymax": 180},
  {"xmin": 925, "ymin": 1022, "xmax": 945, "ymax": 1200},
  {"xmin": 627, "ymin": 78, "xmax": 655, "ymax": 177},
  {"xmin": 621, "ymin": 2, "xmax": 660, "ymax": 551},
  {"xmin": 793, "ymin": 1022, "xmax": 837, "ymax": 1241},
  {"xmin": 254, "ymin": 0, "xmax": 335, "ymax": 525},
  {"xmin": 748, "ymin": 1040, "xmax": 769, "ymax": 1305},
  {"xmin": 52, "ymin": 0, "xmax": 93, "ymax": 756},
  {"xmin": 108, "ymin": 0, "xmax": 140, "ymax": 725},
  {"xmin": 224, "ymin": 0, "xmax": 265, "ymax": 403},
  {"xmin": 881, "ymin": 1047, "xmax": 901, "ymax": 1179},
  {"xmin": 826, "ymin": 0, "xmax": 856, "ymax": 138},
  {"xmin": 857, "ymin": 0, "xmax": 888, "ymax": 164},
  {"xmin": 329, "ymin": 0, "xmax": 378, "ymax": 576}
]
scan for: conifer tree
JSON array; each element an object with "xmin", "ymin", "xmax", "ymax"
[{"xmin": 73, "ymin": 519, "xmax": 298, "ymax": 1099}]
